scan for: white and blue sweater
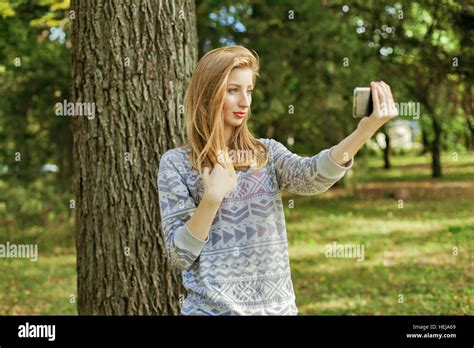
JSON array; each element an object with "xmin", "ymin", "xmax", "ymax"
[{"xmin": 157, "ymin": 138, "xmax": 354, "ymax": 315}]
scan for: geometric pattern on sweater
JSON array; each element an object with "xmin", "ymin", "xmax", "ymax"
[
  {"xmin": 157, "ymin": 138, "xmax": 354, "ymax": 315},
  {"xmin": 181, "ymin": 300, "xmax": 299, "ymax": 316}
]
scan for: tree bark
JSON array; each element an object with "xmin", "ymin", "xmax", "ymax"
[
  {"xmin": 461, "ymin": 84, "xmax": 474, "ymax": 150},
  {"xmin": 420, "ymin": 127, "xmax": 430, "ymax": 155},
  {"xmin": 382, "ymin": 128, "xmax": 391, "ymax": 169},
  {"xmin": 407, "ymin": 81, "xmax": 443, "ymax": 178},
  {"xmin": 431, "ymin": 116, "xmax": 442, "ymax": 178},
  {"xmin": 467, "ymin": 120, "xmax": 474, "ymax": 150},
  {"xmin": 71, "ymin": 0, "xmax": 198, "ymax": 315}
]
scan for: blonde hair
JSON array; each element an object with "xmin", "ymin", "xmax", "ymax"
[{"xmin": 183, "ymin": 46, "xmax": 269, "ymax": 190}]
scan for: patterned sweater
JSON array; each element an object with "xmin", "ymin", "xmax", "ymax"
[{"xmin": 157, "ymin": 138, "xmax": 354, "ymax": 315}]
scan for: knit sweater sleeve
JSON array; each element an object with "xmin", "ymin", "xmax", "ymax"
[
  {"xmin": 268, "ymin": 138, "xmax": 354, "ymax": 195},
  {"xmin": 157, "ymin": 150, "xmax": 208, "ymax": 270}
]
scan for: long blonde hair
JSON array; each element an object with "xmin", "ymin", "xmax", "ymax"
[{"xmin": 183, "ymin": 46, "xmax": 269, "ymax": 188}]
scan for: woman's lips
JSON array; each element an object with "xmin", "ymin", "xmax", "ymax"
[{"xmin": 233, "ymin": 112, "xmax": 246, "ymax": 118}]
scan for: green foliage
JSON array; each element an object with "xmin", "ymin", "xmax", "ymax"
[
  {"xmin": 345, "ymin": 0, "xmax": 473, "ymax": 155},
  {"xmin": 197, "ymin": 0, "xmax": 378, "ymax": 152},
  {"xmin": 0, "ymin": 0, "xmax": 72, "ymax": 182},
  {"xmin": 0, "ymin": 175, "xmax": 74, "ymax": 245},
  {"xmin": 196, "ymin": 0, "xmax": 474, "ymax": 158}
]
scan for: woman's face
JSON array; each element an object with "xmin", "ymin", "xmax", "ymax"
[{"xmin": 222, "ymin": 67, "xmax": 254, "ymax": 131}]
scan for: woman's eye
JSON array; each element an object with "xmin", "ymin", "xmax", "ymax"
[{"xmin": 228, "ymin": 88, "xmax": 253, "ymax": 94}]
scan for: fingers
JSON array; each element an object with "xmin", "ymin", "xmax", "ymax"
[
  {"xmin": 371, "ymin": 81, "xmax": 380, "ymax": 113},
  {"xmin": 215, "ymin": 163, "xmax": 233, "ymax": 178},
  {"xmin": 381, "ymin": 81, "xmax": 393, "ymax": 100},
  {"xmin": 381, "ymin": 81, "xmax": 398, "ymax": 117},
  {"xmin": 202, "ymin": 167, "xmax": 209, "ymax": 183},
  {"xmin": 372, "ymin": 81, "xmax": 393, "ymax": 116},
  {"xmin": 205, "ymin": 163, "xmax": 233, "ymax": 176},
  {"xmin": 379, "ymin": 81, "xmax": 390, "ymax": 102},
  {"xmin": 376, "ymin": 83, "xmax": 388, "ymax": 114}
]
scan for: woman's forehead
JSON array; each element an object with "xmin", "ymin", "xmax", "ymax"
[{"xmin": 227, "ymin": 68, "xmax": 254, "ymax": 85}]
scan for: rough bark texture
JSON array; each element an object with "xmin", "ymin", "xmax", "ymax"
[
  {"xmin": 382, "ymin": 128, "xmax": 391, "ymax": 170},
  {"xmin": 409, "ymin": 81, "xmax": 443, "ymax": 178},
  {"xmin": 70, "ymin": 0, "xmax": 197, "ymax": 315},
  {"xmin": 461, "ymin": 84, "xmax": 474, "ymax": 150},
  {"xmin": 431, "ymin": 116, "xmax": 442, "ymax": 178},
  {"xmin": 421, "ymin": 127, "xmax": 430, "ymax": 155}
]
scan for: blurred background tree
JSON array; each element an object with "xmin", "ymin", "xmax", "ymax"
[
  {"xmin": 1, "ymin": 0, "xmax": 472, "ymax": 182},
  {"xmin": 0, "ymin": 0, "xmax": 71, "ymax": 183}
]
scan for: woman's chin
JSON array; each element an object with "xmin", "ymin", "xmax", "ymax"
[{"xmin": 227, "ymin": 120, "xmax": 244, "ymax": 127}]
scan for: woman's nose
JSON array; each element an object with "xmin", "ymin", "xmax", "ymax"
[{"xmin": 239, "ymin": 93, "xmax": 250, "ymax": 107}]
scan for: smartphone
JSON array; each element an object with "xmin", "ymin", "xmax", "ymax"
[{"xmin": 353, "ymin": 87, "xmax": 373, "ymax": 118}]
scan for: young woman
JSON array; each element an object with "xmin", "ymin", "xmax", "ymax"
[{"xmin": 157, "ymin": 46, "xmax": 398, "ymax": 315}]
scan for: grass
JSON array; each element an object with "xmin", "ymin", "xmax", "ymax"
[
  {"xmin": 0, "ymin": 151, "xmax": 473, "ymax": 315},
  {"xmin": 0, "ymin": 220, "xmax": 77, "ymax": 315},
  {"xmin": 0, "ymin": 254, "xmax": 77, "ymax": 315},
  {"xmin": 285, "ymin": 151, "xmax": 474, "ymax": 315}
]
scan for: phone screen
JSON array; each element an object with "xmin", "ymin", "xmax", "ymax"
[{"xmin": 353, "ymin": 87, "xmax": 373, "ymax": 118}]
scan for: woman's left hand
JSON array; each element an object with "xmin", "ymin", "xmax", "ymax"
[{"xmin": 357, "ymin": 81, "xmax": 398, "ymax": 138}]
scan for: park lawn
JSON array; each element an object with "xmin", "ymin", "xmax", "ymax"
[
  {"xmin": 0, "ymin": 254, "xmax": 77, "ymax": 315},
  {"xmin": 0, "ymin": 220, "xmax": 77, "ymax": 315},
  {"xmin": 354, "ymin": 151, "xmax": 474, "ymax": 183},
  {"xmin": 0, "ymin": 151, "xmax": 472, "ymax": 315},
  {"xmin": 286, "ymin": 151, "xmax": 474, "ymax": 315}
]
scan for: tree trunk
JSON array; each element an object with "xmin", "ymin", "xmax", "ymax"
[
  {"xmin": 415, "ymin": 84, "xmax": 443, "ymax": 178},
  {"xmin": 468, "ymin": 121, "xmax": 474, "ymax": 151},
  {"xmin": 421, "ymin": 127, "xmax": 430, "ymax": 155},
  {"xmin": 382, "ymin": 128, "xmax": 391, "ymax": 169},
  {"xmin": 71, "ymin": 0, "xmax": 198, "ymax": 315},
  {"xmin": 431, "ymin": 117, "xmax": 442, "ymax": 178},
  {"xmin": 461, "ymin": 85, "xmax": 474, "ymax": 150}
]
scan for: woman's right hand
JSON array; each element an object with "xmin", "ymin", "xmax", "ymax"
[{"xmin": 201, "ymin": 163, "xmax": 235, "ymax": 204}]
